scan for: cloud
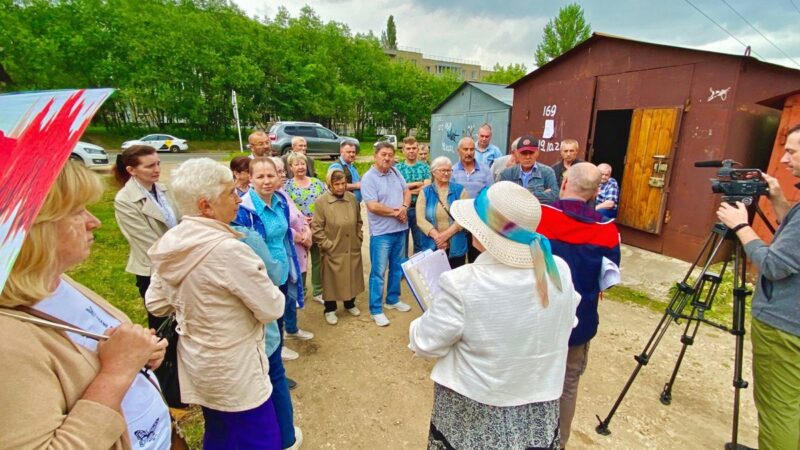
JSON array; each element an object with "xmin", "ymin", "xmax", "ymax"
[{"xmin": 231, "ymin": 0, "xmax": 800, "ymax": 70}]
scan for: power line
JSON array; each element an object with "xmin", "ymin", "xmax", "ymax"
[
  {"xmin": 682, "ymin": 0, "xmax": 766, "ymax": 60},
  {"xmin": 790, "ymin": 0, "xmax": 800, "ymax": 17},
  {"xmin": 720, "ymin": 0, "xmax": 800, "ymax": 68}
]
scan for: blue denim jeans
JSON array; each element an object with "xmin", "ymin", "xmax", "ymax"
[
  {"xmin": 368, "ymin": 230, "xmax": 407, "ymax": 315},
  {"xmin": 268, "ymin": 344, "xmax": 296, "ymax": 449},
  {"xmin": 407, "ymin": 207, "xmax": 425, "ymax": 256},
  {"xmin": 281, "ymin": 282, "xmax": 298, "ymax": 334}
]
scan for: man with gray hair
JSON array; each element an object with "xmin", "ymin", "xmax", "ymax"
[
  {"xmin": 474, "ymin": 123, "xmax": 503, "ymax": 168},
  {"xmin": 536, "ymin": 162, "xmax": 621, "ymax": 448},
  {"xmin": 595, "ymin": 163, "xmax": 619, "ymax": 219},
  {"xmin": 283, "ymin": 136, "xmax": 317, "ymax": 179}
]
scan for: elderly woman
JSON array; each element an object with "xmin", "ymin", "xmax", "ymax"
[
  {"xmin": 234, "ymin": 157, "xmax": 309, "ymax": 344},
  {"xmin": 415, "ymin": 156, "xmax": 469, "ymax": 268},
  {"xmin": 0, "ymin": 162, "xmax": 170, "ymax": 449},
  {"xmin": 230, "ymin": 156, "xmax": 252, "ymax": 197},
  {"xmin": 272, "ymin": 157, "xmax": 313, "ymax": 321},
  {"xmin": 311, "ymin": 168, "xmax": 364, "ymax": 325},
  {"xmin": 145, "ymin": 158, "xmax": 285, "ymax": 449},
  {"xmin": 409, "ymin": 181, "xmax": 581, "ymax": 450},
  {"xmin": 284, "ymin": 153, "xmax": 327, "ymax": 304}
]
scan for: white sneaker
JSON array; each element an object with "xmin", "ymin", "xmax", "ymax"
[
  {"xmin": 281, "ymin": 347, "xmax": 299, "ymax": 361},
  {"xmin": 346, "ymin": 306, "xmax": 361, "ymax": 316},
  {"xmin": 372, "ymin": 313, "xmax": 390, "ymax": 327},
  {"xmin": 385, "ymin": 300, "xmax": 411, "ymax": 312},
  {"xmin": 312, "ymin": 294, "xmax": 324, "ymax": 304},
  {"xmin": 325, "ymin": 311, "xmax": 338, "ymax": 325},
  {"xmin": 287, "ymin": 426, "xmax": 303, "ymax": 449},
  {"xmin": 285, "ymin": 329, "xmax": 314, "ymax": 340}
]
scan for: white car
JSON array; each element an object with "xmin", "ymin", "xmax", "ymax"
[
  {"xmin": 70, "ymin": 141, "xmax": 110, "ymax": 168},
  {"xmin": 121, "ymin": 134, "xmax": 188, "ymax": 152}
]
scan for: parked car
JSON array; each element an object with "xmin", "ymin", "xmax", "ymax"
[
  {"xmin": 121, "ymin": 134, "xmax": 188, "ymax": 152},
  {"xmin": 70, "ymin": 141, "xmax": 110, "ymax": 168},
  {"xmin": 268, "ymin": 122, "xmax": 359, "ymax": 157},
  {"xmin": 380, "ymin": 134, "xmax": 398, "ymax": 149}
]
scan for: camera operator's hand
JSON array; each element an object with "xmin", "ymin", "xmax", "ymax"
[
  {"xmin": 717, "ymin": 202, "xmax": 748, "ymax": 228},
  {"xmin": 763, "ymin": 172, "xmax": 791, "ymax": 222},
  {"xmin": 717, "ymin": 202, "xmax": 759, "ymax": 245}
]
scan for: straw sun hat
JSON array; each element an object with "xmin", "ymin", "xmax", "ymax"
[
  {"xmin": 450, "ymin": 181, "xmax": 563, "ymax": 305},
  {"xmin": 450, "ymin": 181, "xmax": 543, "ymax": 268}
]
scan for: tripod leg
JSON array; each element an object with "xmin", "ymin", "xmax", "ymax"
[
  {"xmin": 727, "ymin": 244, "xmax": 749, "ymax": 449},
  {"xmin": 660, "ymin": 312, "xmax": 702, "ymax": 405},
  {"xmin": 596, "ymin": 305, "xmax": 679, "ymax": 435}
]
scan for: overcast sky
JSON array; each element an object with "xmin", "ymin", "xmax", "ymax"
[{"xmin": 232, "ymin": 0, "xmax": 800, "ymax": 71}]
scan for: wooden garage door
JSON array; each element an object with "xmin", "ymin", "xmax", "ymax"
[{"xmin": 617, "ymin": 107, "xmax": 682, "ymax": 234}]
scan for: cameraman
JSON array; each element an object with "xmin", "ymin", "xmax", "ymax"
[{"xmin": 717, "ymin": 124, "xmax": 800, "ymax": 450}]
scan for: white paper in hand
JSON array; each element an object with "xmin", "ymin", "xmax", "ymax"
[{"xmin": 402, "ymin": 249, "xmax": 452, "ymax": 311}]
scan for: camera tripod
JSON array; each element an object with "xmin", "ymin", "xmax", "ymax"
[{"xmin": 595, "ymin": 204, "xmax": 774, "ymax": 449}]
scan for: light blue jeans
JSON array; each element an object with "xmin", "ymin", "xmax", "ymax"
[{"xmin": 368, "ymin": 230, "xmax": 407, "ymax": 315}]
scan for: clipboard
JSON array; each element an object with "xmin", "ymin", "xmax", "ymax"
[{"xmin": 401, "ymin": 249, "xmax": 452, "ymax": 311}]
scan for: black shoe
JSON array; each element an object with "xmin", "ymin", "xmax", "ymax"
[{"xmin": 287, "ymin": 377, "xmax": 298, "ymax": 390}]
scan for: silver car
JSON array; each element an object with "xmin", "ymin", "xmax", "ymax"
[{"xmin": 268, "ymin": 122, "xmax": 359, "ymax": 157}]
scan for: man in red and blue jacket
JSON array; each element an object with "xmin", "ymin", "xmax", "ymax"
[{"xmin": 537, "ymin": 162, "xmax": 621, "ymax": 448}]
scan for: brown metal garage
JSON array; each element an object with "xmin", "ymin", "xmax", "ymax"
[{"xmin": 509, "ymin": 33, "xmax": 800, "ymax": 261}]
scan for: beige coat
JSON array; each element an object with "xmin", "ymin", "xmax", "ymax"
[
  {"xmin": 0, "ymin": 276, "xmax": 132, "ymax": 450},
  {"xmin": 311, "ymin": 191, "xmax": 365, "ymax": 301},
  {"xmin": 114, "ymin": 178, "xmax": 181, "ymax": 276},
  {"xmin": 146, "ymin": 216, "xmax": 284, "ymax": 412}
]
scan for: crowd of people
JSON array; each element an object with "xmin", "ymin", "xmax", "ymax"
[{"xmin": 1, "ymin": 121, "xmax": 796, "ymax": 450}]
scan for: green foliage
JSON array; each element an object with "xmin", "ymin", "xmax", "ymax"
[
  {"xmin": 534, "ymin": 3, "xmax": 591, "ymax": 67},
  {"xmin": 483, "ymin": 62, "xmax": 528, "ymax": 85},
  {"xmin": 1, "ymin": 2, "xmax": 455, "ymax": 138},
  {"xmin": 381, "ymin": 15, "xmax": 397, "ymax": 50}
]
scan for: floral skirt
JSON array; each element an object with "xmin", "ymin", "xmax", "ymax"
[{"xmin": 428, "ymin": 383, "xmax": 560, "ymax": 450}]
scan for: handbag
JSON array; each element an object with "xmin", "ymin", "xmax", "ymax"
[{"xmin": 153, "ymin": 314, "xmax": 185, "ymax": 409}]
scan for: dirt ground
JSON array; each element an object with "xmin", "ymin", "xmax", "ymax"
[{"xmin": 284, "ymin": 242, "xmax": 759, "ymax": 450}]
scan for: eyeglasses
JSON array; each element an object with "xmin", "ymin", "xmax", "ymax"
[{"xmin": 436, "ymin": 169, "xmax": 453, "ymax": 174}]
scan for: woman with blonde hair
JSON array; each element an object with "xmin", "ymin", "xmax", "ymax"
[
  {"xmin": 284, "ymin": 152, "xmax": 327, "ymax": 306},
  {"xmin": 0, "ymin": 162, "xmax": 170, "ymax": 449},
  {"xmin": 146, "ymin": 158, "xmax": 285, "ymax": 448},
  {"xmin": 311, "ymin": 168, "xmax": 364, "ymax": 325}
]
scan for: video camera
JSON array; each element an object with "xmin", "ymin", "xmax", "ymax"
[{"xmin": 695, "ymin": 159, "xmax": 769, "ymax": 205}]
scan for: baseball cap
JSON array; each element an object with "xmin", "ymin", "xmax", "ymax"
[{"xmin": 516, "ymin": 135, "xmax": 539, "ymax": 153}]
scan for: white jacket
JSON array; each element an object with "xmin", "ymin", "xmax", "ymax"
[
  {"xmin": 146, "ymin": 216, "xmax": 284, "ymax": 412},
  {"xmin": 409, "ymin": 252, "xmax": 580, "ymax": 407}
]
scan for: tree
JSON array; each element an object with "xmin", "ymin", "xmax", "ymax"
[
  {"xmin": 380, "ymin": 15, "xmax": 397, "ymax": 50},
  {"xmin": 534, "ymin": 3, "xmax": 591, "ymax": 67},
  {"xmin": 483, "ymin": 63, "xmax": 528, "ymax": 85}
]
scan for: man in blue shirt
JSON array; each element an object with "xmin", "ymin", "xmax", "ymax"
[
  {"xmin": 474, "ymin": 123, "xmax": 503, "ymax": 168},
  {"xmin": 498, "ymin": 135, "xmax": 559, "ymax": 205},
  {"xmin": 451, "ymin": 136, "xmax": 494, "ymax": 198},
  {"xmin": 450, "ymin": 136, "xmax": 493, "ymax": 262},
  {"xmin": 328, "ymin": 140, "xmax": 361, "ymax": 202},
  {"xmin": 361, "ymin": 142, "xmax": 413, "ymax": 327}
]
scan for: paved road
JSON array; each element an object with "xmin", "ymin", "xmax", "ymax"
[{"xmin": 106, "ymin": 151, "xmax": 227, "ymax": 163}]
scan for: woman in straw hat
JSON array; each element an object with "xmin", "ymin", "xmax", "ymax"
[{"xmin": 409, "ymin": 181, "xmax": 581, "ymax": 450}]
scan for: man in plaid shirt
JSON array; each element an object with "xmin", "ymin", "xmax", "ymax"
[{"xmin": 596, "ymin": 163, "xmax": 619, "ymax": 219}]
